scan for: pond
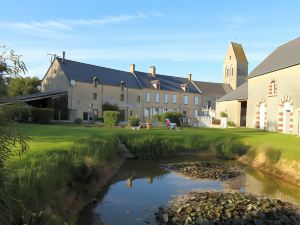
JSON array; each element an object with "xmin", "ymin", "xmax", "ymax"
[{"xmin": 75, "ymin": 154, "xmax": 300, "ymax": 225}]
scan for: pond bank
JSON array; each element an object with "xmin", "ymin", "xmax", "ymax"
[{"xmin": 239, "ymin": 153, "xmax": 300, "ymax": 188}]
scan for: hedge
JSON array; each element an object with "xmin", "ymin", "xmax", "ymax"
[
  {"xmin": 103, "ymin": 111, "xmax": 120, "ymax": 126},
  {"xmin": 128, "ymin": 117, "xmax": 140, "ymax": 126},
  {"xmin": 31, "ymin": 108, "xmax": 53, "ymax": 123}
]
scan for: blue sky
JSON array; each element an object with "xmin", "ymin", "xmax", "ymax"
[{"xmin": 1, "ymin": 0, "xmax": 300, "ymax": 82}]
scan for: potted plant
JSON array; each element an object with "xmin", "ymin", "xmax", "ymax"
[
  {"xmin": 146, "ymin": 120, "xmax": 152, "ymax": 129},
  {"xmin": 220, "ymin": 111, "xmax": 228, "ymax": 128}
]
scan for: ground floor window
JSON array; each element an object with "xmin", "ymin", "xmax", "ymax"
[{"xmin": 194, "ymin": 109, "xmax": 199, "ymax": 118}]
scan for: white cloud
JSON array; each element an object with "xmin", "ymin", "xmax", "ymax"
[
  {"xmin": 0, "ymin": 12, "xmax": 150, "ymax": 34},
  {"xmin": 218, "ymin": 15, "xmax": 254, "ymax": 29}
]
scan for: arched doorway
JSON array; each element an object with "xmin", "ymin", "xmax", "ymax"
[
  {"xmin": 278, "ymin": 96, "xmax": 293, "ymax": 133},
  {"xmin": 283, "ymin": 102, "xmax": 291, "ymax": 133},
  {"xmin": 259, "ymin": 103, "xmax": 266, "ymax": 130}
]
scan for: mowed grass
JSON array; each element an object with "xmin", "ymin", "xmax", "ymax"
[{"xmin": 15, "ymin": 123, "xmax": 300, "ymax": 161}]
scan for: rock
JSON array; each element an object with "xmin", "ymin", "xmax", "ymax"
[
  {"xmin": 253, "ymin": 218, "xmax": 263, "ymax": 225},
  {"xmin": 155, "ymin": 192, "xmax": 300, "ymax": 225},
  {"xmin": 143, "ymin": 219, "xmax": 150, "ymax": 224},
  {"xmin": 162, "ymin": 162, "xmax": 242, "ymax": 181},
  {"xmin": 158, "ymin": 213, "xmax": 169, "ymax": 223}
]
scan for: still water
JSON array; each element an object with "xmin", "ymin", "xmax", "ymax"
[{"xmin": 76, "ymin": 154, "xmax": 300, "ymax": 225}]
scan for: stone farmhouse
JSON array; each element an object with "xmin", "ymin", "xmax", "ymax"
[{"xmin": 41, "ymin": 43, "xmax": 247, "ymax": 122}]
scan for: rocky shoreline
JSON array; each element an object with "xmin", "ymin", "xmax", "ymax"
[
  {"xmin": 163, "ymin": 162, "xmax": 242, "ymax": 180},
  {"xmin": 156, "ymin": 192, "xmax": 300, "ymax": 225}
]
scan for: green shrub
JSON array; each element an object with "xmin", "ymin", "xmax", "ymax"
[
  {"xmin": 128, "ymin": 117, "xmax": 140, "ymax": 126},
  {"xmin": 227, "ymin": 121, "xmax": 235, "ymax": 127},
  {"xmin": 121, "ymin": 136, "xmax": 173, "ymax": 160},
  {"xmin": 160, "ymin": 112, "xmax": 183, "ymax": 126},
  {"xmin": 31, "ymin": 108, "xmax": 53, "ymax": 123},
  {"xmin": 102, "ymin": 102, "xmax": 119, "ymax": 111},
  {"xmin": 220, "ymin": 111, "xmax": 228, "ymax": 118},
  {"xmin": 74, "ymin": 118, "xmax": 82, "ymax": 124},
  {"xmin": 216, "ymin": 138, "xmax": 248, "ymax": 159},
  {"xmin": 103, "ymin": 111, "xmax": 120, "ymax": 126},
  {"xmin": 212, "ymin": 118, "xmax": 221, "ymax": 125}
]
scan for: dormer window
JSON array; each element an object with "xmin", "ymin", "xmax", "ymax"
[
  {"xmin": 269, "ymin": 80, "xmax": 277, "ymax": 96},
  {"xmin": 151, "ymin": 80, "xmax": 160, "ymax": 89},
  {"xmin": 121, "ymin": 81, "xmax": 125, "ymax": 91},
  {"xmin": 181, "ymin": 83, "xmax": 188, "ymax": 92},
  {"xmin": 92, "ymin": 76, "xmax": 98, "ymax": 87}
]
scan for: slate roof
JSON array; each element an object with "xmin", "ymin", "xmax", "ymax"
[
  {"xmin": 0, "ymin": 90, "xmax": 67, "ymax": 105},
  {"xmin": 217, "ymin": 82, "xmax": 248, "ymax": 102},
  {"xmin": 55, "ymin": 57, "xmax": 199, "ymax": 93},
  {"xmin": 56, "ymin": 58, "xmax": 143, "ymax": 89},
  {"xmin": 134, "ymin": 71, "xmax": 199, "ymax": 93},
  {"xmin": 231, "ymin": 42, "xmax": 248, "ymax": 64},
  {"xmin": 193, "ymin": 81, "xmax": 232, "ymax": 97},
  {"xmin": 248, "ymin": 37, "xmax": 300, "ymax": 78}
]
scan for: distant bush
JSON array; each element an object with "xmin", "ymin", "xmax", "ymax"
[
  {"xmin": 220, "ymin": 111, "xmax": 228, "ymax": 118},
  {"xmin": 74, "ymin": 118, "xmax": 82, "ymax": 124},
  {"xmin": 128, "ymin": 117, "xmax": 140, "ymax": 126},
  {"xmin": 212, "ymin": 118, "xmax": 221, "ymax": 125},
  {"xmin": 102, "ymin": 102, "xmax": 119, "ymax": 112},
  {"xmin": 121, "ymin": 136, "xmax": 172, "ymax": 160},
  {"xmin": 160, "ymin": 112, "xmax": 183, "ymax": 126},
  {"xmin": 227, "ymin": 121, "xmax": 236, "ymax": 127},
  {"xmin": 103, "ymin": 111, "xmax": 120, "ymax": 126},
  {"xmin": 31, "ymin": 108, "xmax": 53, "ymax": 123}
]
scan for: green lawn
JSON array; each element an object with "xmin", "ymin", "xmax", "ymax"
[{"xmin": 16, "ymin": 123, "xmax": 300, "ymax": 161}]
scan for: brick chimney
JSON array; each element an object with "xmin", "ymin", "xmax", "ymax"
[
  {"xmin": 187, "ymin": 73, "xmax": 192, "ymax": 81},
  {"xmin": 130, "ymin": 64, "xmax": 135, "ymax": 73},
  {"xmin": 150, "ymin": 65, "xmax": 156, "ymax": 77}
]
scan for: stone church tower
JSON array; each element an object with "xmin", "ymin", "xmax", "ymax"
[{"xmin": 223, "ymin": 42, "xmax": 248, "ymax": 89}]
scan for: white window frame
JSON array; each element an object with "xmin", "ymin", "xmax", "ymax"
[
  {"xmin": 155, "ymin": 92, "xmax": 160, "ymax": 103},
  {"xmin": 194, "ymin": 96, "xmax": 199, "ymax": 106},
  {"xmin": 164, "ymin": 93, "xmax": 168, "ymax": 104},
  {"xmin": 194, "ymin": 109, "xmax": 199, "ymax": 118},
  {"xmin": 184, "ymin": 95, "xmax": 189, "ymax": 105},
  {"xmin": 146, "ymin": 92, "xmax": 150, "ymax": 103},
  {"xmin": 173, "ymin": 94, "xmax": 177, "ymax": 104}
]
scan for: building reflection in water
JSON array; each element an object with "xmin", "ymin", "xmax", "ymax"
[{"xmin": 126, "ymin": 176, "xmax": 154, "ymax": 188}]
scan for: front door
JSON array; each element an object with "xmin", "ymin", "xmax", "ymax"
[
  {"xmin": 259, "ymin": 104, "xmax": 265, "ymax": 130},
  {"xmin": 119, "ymin": 110, "xmax": 125, "ymax": 121},
  {"xmin": 284, "ymin": 110, "xmax": 290, "ymax": 133}
]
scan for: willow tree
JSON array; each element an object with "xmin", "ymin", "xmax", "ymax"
[{"xmin": 0, "ymin": 46, "xmax": 30, "ymax": 224}]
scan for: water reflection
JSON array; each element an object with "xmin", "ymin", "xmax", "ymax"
[{"xmin": 76, "ymin": 155, "xmax": 300, "ymax": 225}]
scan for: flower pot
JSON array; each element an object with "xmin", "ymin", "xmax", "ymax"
[{"xmin": 221, "ymin": 117, "xmax": 228, "ymax": 128}]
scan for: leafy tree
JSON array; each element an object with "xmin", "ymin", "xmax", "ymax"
[
  {"xmin": 102, "ymin": 102, "xmax": 119, "ymax": 111},
  {"xmin": 0, "ymin": 46, "xmax": 30, "ymax": 224},
  {"xmin": 0, "ymin": 76, "xmax": 8, "ymax": 96},
  {"xmin": 7, "ymin": 76, "xmax": 40, "ymax": 97}
]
